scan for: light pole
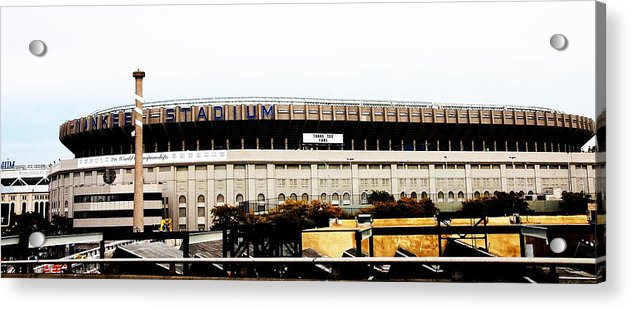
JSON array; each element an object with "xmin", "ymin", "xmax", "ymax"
[
  {"xmin": 442, "ymin": 155, "xmax": 447, "ymax": 202},
  {"xmin": 509, "ymin": 156, "xmax": 516, "ymax": 194},
  {"xmin": 347, "ymin": 158, "xmax": 354, "ymax": 206},
  {"xmin": 567, "ymin": 152, "xmax": 572, "ymax": 193},
  {"xmin": 321, "ymin": 161, "xmax": 329, "ymax": 202}
]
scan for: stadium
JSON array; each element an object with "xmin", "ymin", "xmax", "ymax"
[{"xmin": 49, "ymin": 91, "xmax": 597, "ymax": 232}]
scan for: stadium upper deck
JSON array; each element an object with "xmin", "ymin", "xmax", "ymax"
[{"xmin": 59, "ymin": 97, "xmax": 595, "ymax": 158}]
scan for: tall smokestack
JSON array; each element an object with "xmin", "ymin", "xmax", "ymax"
[{"xmin": 132, "ymin": 69, "xmax": 145, "ymax": 232}]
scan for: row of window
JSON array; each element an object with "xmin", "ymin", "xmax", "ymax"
[
  {"xmin": 1, "ymin": 194, "xmax": 49, "ymax": 201},
  {"xmin": 3, "ymin": 201, "xmax": 49, "ymax": 214},
  {"xmin": 73, "ymin": 193, "xmax": 162, "ymax": 203},
  {"xmin": 74, "ymin": 209, "xmax": 163, "ymax": 219},
  {"xmin": 173, "ymin": 190, "xmax": 533, "ymax": 208},
  {"xmin": 52, "ymin": 162, "xmax": 593, "ymax": 184}
]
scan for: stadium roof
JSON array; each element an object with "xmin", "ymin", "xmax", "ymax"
[{"xmin": 90, "ymin": 96, "xmax": 563, "ymax": 116}]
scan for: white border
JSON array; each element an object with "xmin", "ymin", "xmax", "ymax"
[{"xmin": 1, "ymin": 1, "xmax": 629, "ymax": 309}]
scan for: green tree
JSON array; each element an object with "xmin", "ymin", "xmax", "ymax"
[
  {"xmin": 367, "ymin": 190, "xmax": 394, "ymax": 204},
  {"xmin": 360, "ymin": 197, "xmax": 437, "ymax": 219},
  {"xmin": 461, "ymin": 197, "xmax": 491, "ymax": 217},
  {"xmin": 264, "ymin": 199, "xmax": 350, "ymax": 229},
  {"xmin": 3, "ymin": 212, "xmax": 73, "ymax": 236},
  {"xmin": 461, "ymin": 191, "xmax": 531, "ymax": 217},
  {"xmin": 211, "ymin": 200, "xmax": 349, "ymax": 230},
  {"xmin": 306, "ymin": 200, "xmax": 351, "ymax": 227},
  {"xmin": 50, "ymin": 215, "xmax": 73, "ymax": 234},
  {"xmin": 560, "ymin": 191, "xmax": 591, "ymax": 215},
  {"xmin": 211, "ymin": 205, "xmax": 249, "ymax": 229}
]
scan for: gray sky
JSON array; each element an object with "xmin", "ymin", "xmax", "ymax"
[{"xmin": 1, "ymin": 1, "xmax": 597, "ymax": 164}]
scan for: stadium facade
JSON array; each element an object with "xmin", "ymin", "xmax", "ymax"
[
  {"xmin": 1, "ymin": 161, "xmax": 50, "ymax": 219},
  {"xmin": 49, "ymin": 96, "xmax": 597, "ymax": 232}
]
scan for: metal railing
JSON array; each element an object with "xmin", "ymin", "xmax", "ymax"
[
  {"xmin": 1, "ymin": 256, "xmax": 605, "ymax": 283},
  {"xmin": 2, "ymin": 256, "xmax": 605, "ymax": 266},
  {"xmin": 30, "ymin": 240, "xmax": 137, "ymax": 274}
]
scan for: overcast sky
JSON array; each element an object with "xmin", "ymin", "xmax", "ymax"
[{"xmin": 1, "ymin": 1, "xmax": 598, "ymax": 164}]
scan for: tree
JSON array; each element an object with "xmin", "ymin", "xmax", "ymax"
[
  {"xmin": 460, "ymin": 191, "xmax": 531, "ymax": 217},
  {"xmin": 367, "ymin": 190, "xmax": 394, "ymax": 204},
  {"xmin": 461, "ymin": 197, "xmax": 491, "ymax": 217},
  {"xmin": 211, "ymin": 200, "xmax": 350, "ymax": 230},
  {"xmin": 264, "ymin": 199, "xmax": 350, "ymax": 229},
  {"xmin": 3, "ymin": 212, "xmax": 72, "ymax": 236},
  {"xmin": 560, "ymin": 191, "xmax": 591, "ymax": 215},
  {"xmin": 211, "ymin": 205, "xmax": 250, "ymax": 229},
  {"xmin": 264, "ymin": 200, "xmax": 315, "ymax": 229},
  {"xmin": 50, "ymin": 215, "xmax": 73, "ymax": 234},
  {"xmin": 490, "ymin": 191, "xmax": 530, "ymax": 216},
  {"xmin": 306, "ymin": 200, "xmax": 351, "ymax": 227},
  {"xmin": 360, "ymin": 197, "xmax": 437, "ymax": 219}
]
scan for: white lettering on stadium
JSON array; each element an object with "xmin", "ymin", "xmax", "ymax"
[{"xmin": 77, "ymin": 150, "xmax": 227, "ymax": 168}]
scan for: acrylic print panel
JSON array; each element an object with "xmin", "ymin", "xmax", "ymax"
[{"xmin": 0, "ymin": 1, "xmax": 605, "ymax": 283}]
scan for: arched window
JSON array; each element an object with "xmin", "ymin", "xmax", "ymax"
[
  {"xmin": 216, "ymin": 194, "xmax": 225, "ymax": 205},
  {"xmin": 331, "ymin": 193, "xmax": 340, "ymax": 206},
  {"xmin": 457, "ymin": 191, "xmax": 465, "ymax": 202},
  {"xmin": 278, "ymin": 193, "xmax": 286, "ymax": 205},
  {"xmin": 437, "ymin": 191, "xmax": 444, "ymax": 203},
  {"xmin": 474, "ymin": 191, "xmax": 480, "ymax": 198},
  {"xmin": 410, "ymin": 192, "xmax": 417, "ymax": 200},
  {"xmin": 22, "ymin": 202, "xmax": 27, "ymax": 214},
  {"xmin": 301, "ymin": 193, "xmax": 309, "ymax": 201},
  {"xmin": 320, "ymin": 193, "xmax": 327, "ymax": 202},
  {"xmin": 290, "ymin": 193, "xmax": 297, "ymax": 201},
  {"xmin": 400, "ymin": 191, "xmax": 406, "ymax": 199},
  {"xmin": 448, "ymin": 191, "xmax": 455, "ymax": 203},
  {"xmin": 361, "ymin": 192, "xmax": 368, "ymax": 204},
  {"xmin": 528, "ymin": 190, "xmax": 534, "ymax": 195},
  {"xmin": 519, "ymin": 191, "xmax": 525, "ymax": 197},
  {"xmin": 235, "ymin": 194, "xmax": 244, "ymax": 204},
  {"xmin": 342, "ymin": 192, "xmax": 350, "ymax": 205},
  {"xmin": 34, "ymin": 202, "xmax": 39, "ymax": 214},
  {"xmin": 421, "ymin": 192, "xmax": 428, "ymax": 199},
  {"xmin": 257, "ymin": 194, "xmax": 266, "ymax": 212},
  {"xmin": 484, "ymin": 191, "xmax": 490, "ymax": 197},
  {"xmin": 178, "ymin": 195, "xmax": 187, "ymax": 223},
  {"xmin": 197, "ymin": 195, "xmax": 206, "ymax": 229}
]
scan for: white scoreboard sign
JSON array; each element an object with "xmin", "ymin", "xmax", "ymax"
[{"xmin": 303, "ymin": 133, "xmax": 343, "ymax": 144}]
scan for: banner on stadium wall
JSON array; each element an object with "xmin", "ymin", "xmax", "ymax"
[
  {"xmin": 77, "ymin": 150, "xmax": 227, "ymax": 168},
  {"xmin": 302, "ymin": 133, "xmax": 343, "ymax": 144}
]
